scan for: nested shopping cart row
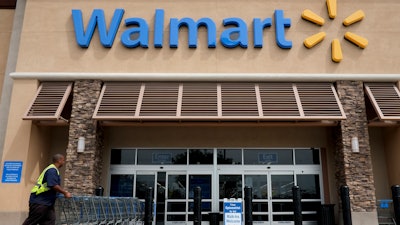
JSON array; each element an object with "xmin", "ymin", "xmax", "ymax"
[{"xmin": 55, "ymin": 196, "xmax": 144, "ymax": 225}]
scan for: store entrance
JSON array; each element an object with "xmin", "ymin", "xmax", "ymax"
[{"xmin": 109, "ymin": 148, "xmax": 322, "ymax": 225}]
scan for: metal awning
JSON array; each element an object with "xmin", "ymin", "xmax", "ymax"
[
  {"xmin": 364, "ymin": 83, "xmax": 400, "ymax": 120},
  {"xmin": 23, "ymin": 82, "xmax": 73, "ymax": 124},
  {"xmin": 93, "ymin": 82, "xmax": 346, "ymax": 122}
]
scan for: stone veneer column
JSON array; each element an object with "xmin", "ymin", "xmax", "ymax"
[
  {"xmin": 64, "ymin": 80, "xmax": 103, "ymax": 195},
  {"xmin": 335, "ymin": 81, "xmax": 377, "ymax": 224}
]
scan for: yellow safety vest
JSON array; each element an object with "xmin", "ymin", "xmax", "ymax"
[{"xmin": 31, "ymin": 164, "xmax": 59, "ymax": 195}]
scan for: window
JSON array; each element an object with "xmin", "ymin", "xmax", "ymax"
[{"xmin": 0, "ymin": 0, "xmax": 17, "ymax": 9}]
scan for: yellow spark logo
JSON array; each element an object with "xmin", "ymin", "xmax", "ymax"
[{"xmin": 302, "ymin": 0, "xmax": 368, "ymax": 63}]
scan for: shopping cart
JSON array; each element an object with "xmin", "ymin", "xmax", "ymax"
[
  {"xmin": 55, "ymin": 196, "xmax": 144, "ymax": 225},
  {"xmin": 377, "ymin": 199, "xmax": 396, "ymax": 225}
]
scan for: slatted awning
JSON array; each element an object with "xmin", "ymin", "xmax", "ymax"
[
  {"xmin": 364, "ymin": 83, "xmax": 400, "ymax": 120},
  {"xmin": 23, "ymin": 82, "xmax": 73, "ymax": 124},
  {"xmin": 93, "ymin": 82, "xmax": 346, "ymax": 121}
]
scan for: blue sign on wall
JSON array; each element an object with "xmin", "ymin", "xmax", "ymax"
[{"xmin": 2, "ymin": 161, "xmax": 23, "ymax": 183}]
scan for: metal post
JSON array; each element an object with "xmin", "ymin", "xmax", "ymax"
[
  {"xmin": 244, "ymin": 186, "xmax": 253, "ymax": 225},
  {"xmin": 144, "ymin": 187, "xmax": 154, "ymax": 225},
  {"xmin": 340, "ymin": 185, "xmax": 352, "ymax": 225},
  {"xmin": 392, "ymin": 185, "xmax": 400, "ymax": 225},
  {"xmin": 194, "ymin": 186, "xmax": 202, "ymax": 225},
  {"xmin": 292, "ymin": 186, "xmax": 302, "ymax": 225}
]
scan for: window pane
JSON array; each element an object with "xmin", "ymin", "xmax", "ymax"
[
  {"xmin": 297, "ymin": 174, "xmax": 321, "ymax": 199},
  {"xmin": 301, "ymin": 201, "xmax": 321, "ymax": 211},
  {"xmin": 110, "ymin": 174, "xmax": 134, "ymax": 197},
  {"xmin": 253, "ymin": 214, "xmax": 268, "ymax": 221},
  {"xmin": 271, "ymin": 175, "xmax": 294, "ymax": 199},
  {"xmin": 244, "ymin": 149, "xmax": 293, "ymax": 165},
  {"xmin": 295, "ymin": 148, "xmax": 320, "ymax": 165},
  {"xmin": 167, "ymin": 202, "xmax": 186, "ymax": 212},
  {"xmin": 189, "ymin": 202, "xmax": 211, "ymax": 212},
  {"xmin": 189, "ymin": 175, "xmax": 212, "ymax": 199},
  {"xmin": 167, "ymin": 215, "xmax": 186, "ymax": 221},
  {"xmin": 137, "ymin": 149, "xmax": 187, "ymax": 165},
  {"xmin": 273, "ymin": 215, "xmax": 293, "ymax": 222},
  {"xmin": 273, "ymin": 202, "xmax": 293, "ymax": 212},
  {"xmin": 135, "ymin": 175, "xmax": 155, "ymax": 199},
  {"xmin": 111, "ymin": 149, "xmax": 136, "ymax": 164},
  {"xmin": 168, "ymin": 175, "xmax": 186, "ymax": 199},
  {"xmin": 217, "ymin": 149, "xmax": 242, "ymax": 164},
  {"xmin": 244, "ymin": 175, "xmax": 268, "ymax": 199},
  {"xmin": 252, "ymin": 202, "xmax": 269, "ymax": 212},
  {"xmin": 189, "ymin": 149, "xmax": 213, "ymax": 164},
  {"xmin": 219, "ymin": 175, "xmax": 242, "ymax": 198}
]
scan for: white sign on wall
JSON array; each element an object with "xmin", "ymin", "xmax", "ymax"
[{"xmin": 223, "ymin": 198, "xmax": 242, "ymax": 225}]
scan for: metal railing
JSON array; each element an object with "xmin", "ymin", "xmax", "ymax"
[{"xmin": 55, "ymin": 196, "xmax": 144, "ymax": 225}]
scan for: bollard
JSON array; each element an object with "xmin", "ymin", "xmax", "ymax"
[
  {"xmin": 244, "ymin": 186, "xmax": 253, "ymax": 225},
  {"xmin": 144, "ymin": 187, "xmax": 154, "ymax": 225},
  {"xmin": 392, "ymin": 185, "xmax": 400, "ymax": 225},
  {"xmin": 208, "ymin": 212, "xmax": 220, "ymax": 225},
  {"xmin": 340, "ymin": 185, "xmax": 352, "ymax": 225},
  {"xmin": 318, "ymin": 204, "xmax": 335, "ymax": 225},
  {"xmin": 95, "ymin": 186, "xmax": 104, "ymax": 196},
  {"xmin": 292, "ymin": 186, "xmax": 302, "ymax": 225},
  {"xmin": 194, "ymin": 186, "xmax": 202, "ymax": 225}
]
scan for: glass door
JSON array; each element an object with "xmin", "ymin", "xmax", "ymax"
[
  {"xmin": 240, "ymin": 171, "xmax": 295, "ymax": 225},
  {"xmin": 165, "ymin": 171, "xmax": 213, "ymax": 225},
  {"xmin": 244, "ymin": 174, "xmax": 269, "ymax": 224},
  {"xmin": 269, "ymin": 171, "xmax": 295, "ymax": 225}
]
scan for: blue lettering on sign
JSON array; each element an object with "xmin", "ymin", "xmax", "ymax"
[
  {"xmin": 170, "ymin": 17, "xmax": 216, "ymax": 48},
  {"xmin": 72, "ymin": 8, "xmax": 124, "ymax": 48},
  {"xmin": 221, "ymin": 18, "xmax": 248, "ymax": 48},
  {"xmin": 274, "ymin": 10, "xmax": 292, "ymax": 49},
  {"xmin": 71, "ymin": 9, "xmax": 293, "ymax": 49},
  {"xmin": 253, "ymin": 17, "xmax": 272, "ymax": 48},
  {"xmin": 121, "ymin": 17, "xmax": 149, "ymax": 48}
]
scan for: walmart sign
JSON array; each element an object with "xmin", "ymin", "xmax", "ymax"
[{"xmin": 72, "ymin": 9, "xmax": 293, "ymax": 49}]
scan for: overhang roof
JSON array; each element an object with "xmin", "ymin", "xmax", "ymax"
[
  {"xmin": 23, "ymin": 82, "xmax": 73, "ymax": 125},
  {"xmin": 364, "ymin": 83, "xmax": 400, "ymax": 120},
  {"xmin": 93, "ymin": 82, "xmax": 346, "ymax": 122}
]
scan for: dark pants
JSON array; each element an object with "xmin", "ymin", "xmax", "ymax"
[{"xmin": 22, "ymin": 203, "xmax": 55, "ymax": 225}]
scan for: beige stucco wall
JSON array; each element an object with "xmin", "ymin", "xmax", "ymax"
[
  {"xmin": 0, "ymin": 79, "xmax": 54, "ymax": 224},
  {"xmin": 0, "ymin": 9, "xmax": 14, "ymax": 96},
  {"xmin": 14, "ymin": 0, "xmax": 400, "ymax": 74},
  {"xmin": 384, "ymin": 127, "xmax": 400, "ymax": 187},
  {"xmin": 2, "ymin": 0, "xmax": 400, "ymax": 224},
  {"xmin": 0, "ymin": 83, "xmax": 68, "ymax": 223},
  {"xmin": 0, "ymin": 79, "xmax": 36, "ymax": 221},
  {"xmin": 370, "ymin": 127, "xmax": 391, "ymax": 200}
]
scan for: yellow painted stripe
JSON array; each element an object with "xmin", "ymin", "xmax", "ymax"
[
  {"xmin": 344, "ymin": 32, "xmax": 368, "ymax": 48},
  {"xmin": 304, "ymin": 32, "xmax": 326, "ymax": 48},
  {"xmin": 343, "ymin": 10, "xmax": 365, "ymax": 26},
  {"xmin": 331, "ymin": 39, "xmax": 342, "ymax": 63},
  {"xmin": 326, "ymin": 0, "xmax": 337, "ymax": 19},
  {"xmin": 301, "ymin": 9, "xmax": 325, "ymax": 26}
]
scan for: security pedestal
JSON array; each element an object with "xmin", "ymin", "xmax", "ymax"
[
  {"xmin": 209, "ymin": 212, "xmax": 220, "ymax": 225},
  {"xmin": 318, "ymin": 204, "xmax": 335, "ymax": 225}
]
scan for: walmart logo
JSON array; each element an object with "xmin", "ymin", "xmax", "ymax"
[
  {"xmin": 72, "ymin": 1, "xmax": 368, "ymax": 63},
  {"xmin": 301, "ymin": 0, "xmax": 368, "ymax": 63}
]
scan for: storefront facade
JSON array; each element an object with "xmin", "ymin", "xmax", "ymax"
[{"xmin": 1, "ymin": 0, "xmax": 400, "ymax": 224}]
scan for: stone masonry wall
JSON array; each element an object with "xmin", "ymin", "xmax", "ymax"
[
  {"xmin": 64, "ymin": 80, "xmax": 103, "ymax": 195},
  {"xmin": 335, "ymin": 80, "xmax": 376, "ymax": 212}
]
